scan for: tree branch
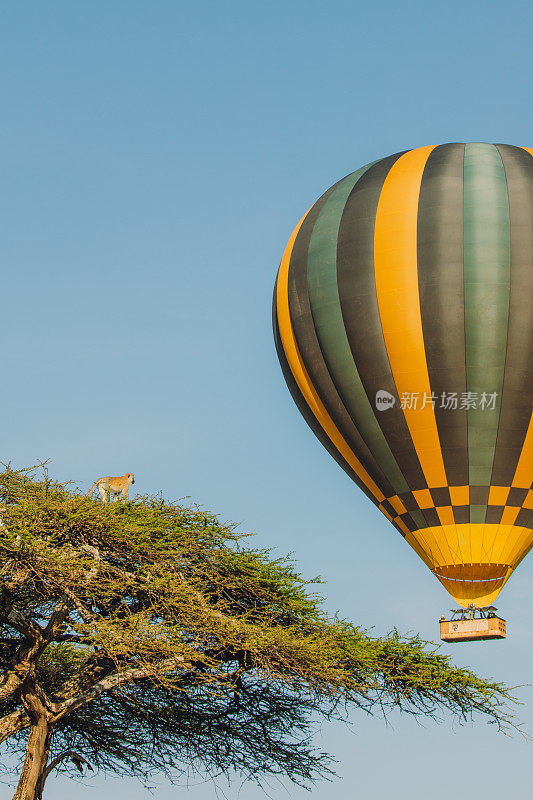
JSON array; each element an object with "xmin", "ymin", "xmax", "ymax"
[
  {"xmin": 79, "ymin": 544, "xmax": 101, "ymax": 583},
  {"xmin": 38, "ymin": 748, "xmax": 93, "ymax": 798},
  {"xmin": 0, "ymin": 708, "xmax": 30, "ymax": 745},
  {"xmin": 0, "ymin": 671, "xmax": 23, "ymax": 704},
  {"xmin": 52, "ymin": 656, "xmax": 187, "ymax": 721},
  {"xmin": 43, "ymin": 594, "xmax": 74, "ymax": 642},
  {"xmin": 61, "ymin": 588, "xmax": 96, "ymax": 625},
  {"xmin": 0, "ymin": 607, "xmax": 44, "ymax": 642},
  {"xmin": 0, "ymin": 608, "xmax": 45, "ymax": 706}
]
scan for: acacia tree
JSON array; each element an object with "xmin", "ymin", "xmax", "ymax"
[{"xmin": 0, "ymin": 467, "xmax": 516, "ymax": 800}]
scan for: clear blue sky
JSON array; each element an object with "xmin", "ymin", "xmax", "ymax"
[{"xmin": 2, "ymin": 1, "xmax": 533, "ymax": 797}]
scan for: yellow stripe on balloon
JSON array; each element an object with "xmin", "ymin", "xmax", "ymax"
[
  {"xmin": 374, "ymin": 145, "xmax": 448, "ymax": 488},
  {"xmin": 276, "ymin": 213, "xmax": 385, "ymax": 503},
  {"xmin": 511, "ymin": 412, "xmax": 533, "ymax": 488}
]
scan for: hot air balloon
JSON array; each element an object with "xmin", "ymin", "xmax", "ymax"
[{"xmin": 274, "ymin": 143, "xmax": 533, "ymax": 637}]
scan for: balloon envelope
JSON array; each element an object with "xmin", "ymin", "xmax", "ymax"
[{"xmin": 274, "ymin": 143, "xmax": 533, "ymax": 608}]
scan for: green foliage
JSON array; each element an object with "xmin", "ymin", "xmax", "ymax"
[{"xmin": 0, "ymin": 466, "xmax": 519, "ymax": 791}]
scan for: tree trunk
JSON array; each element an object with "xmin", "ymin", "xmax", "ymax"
[{"xmin": 11, "ymin": 715, "xmax": 51, "ymax": 800}]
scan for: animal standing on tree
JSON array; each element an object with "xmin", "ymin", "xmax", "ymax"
[{"xmin": 84, "ymin": 472, "xmax": 135, "ymax": 503}]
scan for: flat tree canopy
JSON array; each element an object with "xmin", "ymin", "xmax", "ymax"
[{"xmin": 0, "ymin": 467, "xmax": 517, "ymax": 800}]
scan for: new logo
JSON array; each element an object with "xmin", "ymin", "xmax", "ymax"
[{"xmin": 375, "ymin": 390, "xmax": 396, "ymax": 411}]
